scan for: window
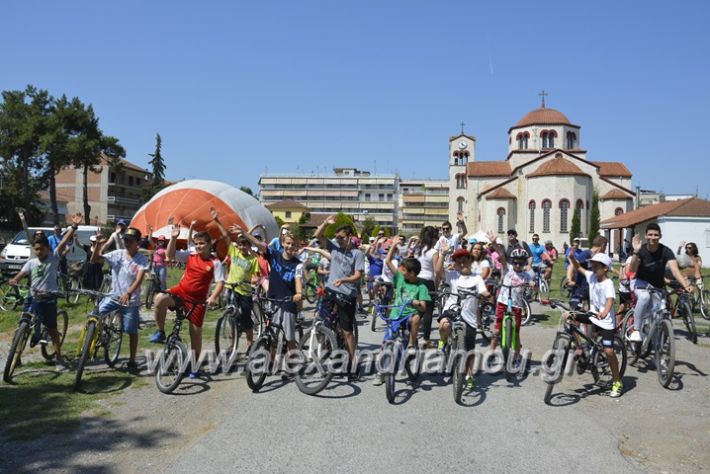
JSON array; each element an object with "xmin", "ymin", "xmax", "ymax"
[
  {"xmin": 528, "ymin": 200, "xmax": 536, "ymax": 233},
  {"xmin": 516, "ymin": 132, "xmax": 530, "ymax": 150},
  {"xmin": 379, "ymin": 193, "xmax": 384, "ymax": 200},
  {"xmin": 566, "ymin": 131, "xmax": 577, "ymax": 149},
  {"xmin": 541, "ymin": 130, "xmax": 557, "ymax": 148},
  {"xmin": 457, "ymin": 197, "xmax": 465, "ymax": 213},
  {"xmin": 285, "ymin": 211, "xmax": 292, "ymax": 219},
  {"xmin": 387, "ymin": 194, "xmax": 393, "ymax": 200},
  {"xmin": 365, "ymin": 193, "xmax": 371, "ymax": 200},
  {"xmin": 559, "ymin": 199, "xmax": 570, "ymax": 233},
  {"xmin": 577, "ymin": 199, "xmax": 585, "ymax": 233},
  {"xmin": 110, "ymin": 172, "xmax": 116, "ymax": 183},
  {"xmin": 128, "ymin": 176, "xmax": 133, "ymax": 186},
  {"xmin": 615, "ymin": 207, "xmax": 624, "ymax": 216},
  {"xmin": 497, "ymin": 208, "xmax": 506, "ymax": 233},
  {"xmin": 542, "ymin": 199, "xmax": 551, "ymax": 233},
  {"xmin": 455, "ymin": 174, "xmax": 467, "ymax": 189},
  {"xmin": 706, "ymin": 230, "xmax": 710, "ymax": 248}
]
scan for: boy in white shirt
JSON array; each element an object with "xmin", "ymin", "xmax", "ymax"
[{"xmin": 568, "ymin": 252, "xmax": 623, "ymax": 398}]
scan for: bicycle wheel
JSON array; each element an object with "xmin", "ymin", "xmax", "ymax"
[
  {"xmin": 590, "ymin": 335, "xmax": 627, "ymax": 387},
  {"xmin": 543, "ymin": 334, "xmax": 570, "ymax": 405},
  {"xmin": 294, "ymin": 324, "xmax": 337, "ymax": 395},
  {"xmin": 245, "ymin": 338, "xmax": 270, "ymax": 392},
  {"xmin": 41, "ymin": 310, "xmax": 68, "ymax": 360},
  {"xmin": 68, "ymin": 277, "xmax": 82, "ymax": 304},
  {"xmin": 103, "ymin": 312, "xmax": 124, "ymax": 367},
  {"xmin": 520, "ymin": 299, "xmax": 532, "ymax": 326},
  {"xmin": 700, "ymin": 289, "xmax": 710, "ymax": 320},
  {"xmin": 0, "ymin": 280, "xmax": 9, "ymax": 311},
  {"xmin": 452, "ymin": 328, "xmax": 466, "ymax": 404},
  {"xmin": 501, "ymin": 316, "xmax": 513, "ymax": 377},
  {"xmin": 370, "ymin": 303, "xmax": 378, "ymax": 332},
  {"xmin": 145, "ymin": 281, "xmax": 156, "ymax": 310},
  {"xmin": 538, "ymin": 280, "xmax": 550, "ymax": 303},
  {"xmin": 679, "ymin": 301, "xmax": 697, "ymax": 344},
  {"xmin": 215, "ymin": 309, "xmax": 239, "ymax": 362},
  {"xmin": 75, "ymin": 320, "xmax": 97, "ymax": 390},
  {"xmin": 251, "ymin": 304, "xmax": 264, "ymax": 338},
  {"xmin": 655, "ymin": 319, "xmax": 675, "ymax": 388},
  {"xmin": 155, "ymin": 337, "xmax": 188, "ymax": 394},
  {"xmin": 479, "ymin": 303, "xmax": 494, "ymax": 343},
  {"xmin": 3, "ymin": 320, "xmax": 30, "ymax": 383},
  {"xmin": 380, "ymin": 341, "xmax": 397, "ymax": 404},
  {"xmin": 621, "ymin": 310, "xmax": 639, "ymax": 365}
]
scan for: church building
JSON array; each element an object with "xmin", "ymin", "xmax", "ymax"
[{"xmin": 448, "ymin": 97, "xmax": 634, "ymax": 248}]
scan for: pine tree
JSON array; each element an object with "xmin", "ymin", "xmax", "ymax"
[
  {"xmin": 146, "ymin": 133, "xmax": 166, "ymax": 198},
  {"xmin": 589, "ymin": 190, "xmax": 600, "ymax": 240}
]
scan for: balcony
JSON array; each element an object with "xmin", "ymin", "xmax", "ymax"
[{"xmin": 108, "ymin": 195, "xmax": 140, "ymax": 206}]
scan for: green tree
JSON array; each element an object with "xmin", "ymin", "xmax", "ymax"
[
  {"xmin": 274, "ymin": 215, "xmax": 285, "ymax": 228},
  {"xmin": 589, "ymin": 190, "xmax": 601, "ymax": 240},
  {"xmin": 361, "ymin": 216, "xmax": 375, "ymax": 239},
  {"xmin": 239, "ymin": 186, "xmax": 256, "ymax": 198},
  {"xmin": 569, "ymin": 206, "xmax": 581, "ymax": 243},
  {"xmin": 323, "ymin": 212, "xmax": 357, "ymax": 239},
  {"xmin": 145, "ymin": 133, "xmax": 166, "ymax": 199}
]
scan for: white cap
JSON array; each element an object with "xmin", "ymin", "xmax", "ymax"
[
  {"xmin": 89, "ymin": 235, "xmax": 97, "ymax": 243},
  {"xmin": 590, "ymin": 253, "xmax": 612, "ymax": 269}
]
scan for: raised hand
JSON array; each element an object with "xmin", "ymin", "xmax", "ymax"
[
  {"xmin": 456, "ymin": 211, "xmax": 464, "ymax": 222},
  {"xmin": 229, "ymin": 224, "xmax": 243, "ymax": 236},
  {"xmin": 210, "ymin": 207, "xmax": 219, "ymax": 221},
  {"xmin": 71, "ymin": 213, "xmax": 83, "ymax": 226},
  {"xmin": 167, "ymin": 216, "xmax": 174, "ymax": 226},
  {"xmin": 325, "ymin": 215, "xmax": 336, "ymax": 225},
  {"xmin": 486, "ymin": 230, "xmax": 497, "ymax": 243},
  {"xmin": 95, "ymin": 233, "xmax": 107, "ymax": 245},
  {"xmin": 632, "ymin": 234, "xmax": 642, "ymax": 252},
  {"xmin": 190, "ymin": 219, "xmax": 198, "ymax": 228},
  {"xmin": 171, "ymin": 222, "xmax": 181, "ymax": 239},
  {"xmin": 147, "ymin": 224, "xmax": 154, "ymax": 232}
]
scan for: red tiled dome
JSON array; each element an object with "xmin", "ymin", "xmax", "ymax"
[{"xmin": 516, "ymin": 107, "xmax": 571, "ymax": 127}]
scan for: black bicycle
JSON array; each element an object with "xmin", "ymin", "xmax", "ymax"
[
  {"xmin": 245, "ymin": 296, "xmax": 303, "ymax": 392},
  {"xmin": 3, "ymin": 289, "xmax": 69, "ymax": 383},
  {"xmin": 214, "ymin": 282, "xmax": 260, "ymax": 364},
  {"xmin": 144, "ymin": 269, "xmax": 162, "ymax": 310},
  {"xmin": 543, "ymin": 299, "xmax": 627, "ymax": 404},
  {"xmin": 154, "ymin": 293, "xmax": 208, "ymax": 394}
]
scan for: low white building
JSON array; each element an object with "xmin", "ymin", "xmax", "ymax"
[{"xmin": 601, "ymin": 197, "xmax": 710, "ymax": 263}]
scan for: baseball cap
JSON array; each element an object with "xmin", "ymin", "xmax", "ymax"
[
  {"xmin": 157, "ymin": 235, "xmax": 166, "ymax": 241},
  {"xmin": 368, "ymin": 236, "xmax": 375, "ymax": 243},
  {"xmin": 468, "ymin": 237, "xmax": 478, "ymax": 244},
  {"xmin": 117, "ymin": 219, "xmax": 127, "ymax": 226},
  {"xmin": 124, "ymin": 227, "xmax": 142, "ymax": 240},
  {"xmin": 452, "ymin": 248, "xmax": 472, "ymax": 260},
  {"xmin": 507, "ymin": 229, "xmax": 517, "ymax": 236},
  {"xmin": 545, "ymin": 240, "xmax": 553, "ymax": 245},
  {"xmin": 89, "ymin": 235, "xmax": 97, "ymax": 243},
  {"xmin": 590, "ymin": 253, "xmax": 612, "ymax": 269}
]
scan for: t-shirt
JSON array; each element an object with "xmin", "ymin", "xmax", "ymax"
[
  {"xmin": 505, "ymin": 240, "xmax": 532, "ymax": 261},
  {"xmin": 529, "ymin": 243, "xmax": 546, "ymax": 265},
  {"xmin": 268, "ymin": 237, "xmax": 283, "ymax": 253},
  {"xmin": 445, "ymin": 273, "xmax": 487, "ymax": 328},
  {"xmin": 435, "ymin": 234, "xmax": 461, "ymax": 266},
  {"xmin": 586, "ymin": 272, "xmax": 616, "ymax": 330},
  {"xmin": 488, "ymin": 250, "xmax": 502, "ymax": 271},
  {"xmin": 496, "ymin": 268, "xmax": 532, "ymax": 308},
  {"xmin": 389, "ymin": 271, "xmax": 431, "ymax": 320},
  {"xmin": 471, "ymin": 259, "xmax": 491, "ymax": 277},
  {"xmin": 153, "ymin": 248, "xmax": 167, "ymax": 267},
  {"xmin": 22, "ymin": 249, "xmax": 61, "ymax": 297},
  {"xmin": 635, "ymin": 244, "xmax": 675, "ymax": 289},
  {"xmin": 265, "ymin": 247, "xmax": 303, "ymax": 313},
  {"xmin": 416, "ymin": 248, "xmax": 437, "ymax": 282},
  {"xmin": 325, "ymin": 239, "xmax": 365, "ymax": 298},
  {"xmin": 396, "ymin": 243, "xmax": 410, "ymax": 258},
  {"xmin": 573, "ymin": 249, "xmax": 593, "ymax": 287},
  {"xmin": 48, "ymin": 234, "xmax": 62, "ymax": 252},
  {"xmin": 173, "ymin": 250, "xmax": 225, "ymax": 300},
  {"xmin": 226, "ymin": 245, "xmax": 259, "ymax": 294},
  {"xmin": 367, "ymin": 253, "xmax": 385, "ymax": 278},
  {"xmin": 103, "ymin": 249, "xmax": 149, "ymax": 307}
]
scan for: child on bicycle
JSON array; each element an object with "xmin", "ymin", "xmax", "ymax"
[
  {"xmin": 568, "ymin": 252, "xmax": 623, "ymax": 398},
  {"xmin": 437, "ymin": 248, "xmax": 490, "ymax": 388},
  {"xmin": 9, "ymin": 213, "xmax": 83, "ymax": 363},
  {"xmin": 213, "ymin": 209, "xmax": 261, "ymax": 352},
  {"xmin": 150, "ymin": 218, "xmax": 225, "ymax": 379},
  {"xmin": 489, "ymin": 230, "xmax": 534, "ymax": 363},
  {"xmin": 92, "ymin": 227, "xmax": 149, "ymax": 372}
]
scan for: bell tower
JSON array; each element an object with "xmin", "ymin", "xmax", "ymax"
[{"xmin": 448, "ymin": 122, "xmax": 475, "ymax": 223}]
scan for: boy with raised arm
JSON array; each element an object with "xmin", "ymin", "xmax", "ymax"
[
  {"xmin": 92, "ymin": 227, "xmax": 149, "ymax": 372},
  {"xmin": 9, "ymin": 213, "xmax": 84, "ymax": 363},
  {"xmin": 150, "ymin": 217, "xmax": 225, "ymax": 379}
]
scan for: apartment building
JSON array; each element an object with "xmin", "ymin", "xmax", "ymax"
[
  {"xmin": 259, "ymin": 168, "xmax": 399, "ymax": 230},
  {"xmin": 398, "ymin": 179, "xmax": 450, "ymax": 236},
  {"xmin": 54, "ymin": 154, "xmax": 151, "ymax": 225}
]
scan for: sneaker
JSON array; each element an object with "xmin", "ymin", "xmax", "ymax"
[
  {"xmin": 372, "ymin": 373, "xmax": 385, "ymax": 386},
  {"xmin": 188, "ymin": 371, "xmax": 201, "ymax": 380},
  {"xmin": 465, "ymin": 375, "xmax": 476, "ymax": 389},
  {"xmin": 125, "ymin": 360, "xmax": 140, "ymax": 374},
  {"xmin": 628, "ymin": 330, "xmax": 642, "ymax": 343},
  {"xmin": 437, "ymin": 340, "xmax": 446, "ymax": 352},
  {"xmin": 149, "ymin": 330, "xmax": 166, "ymax": 343},
  {"xmin": 423, "ymin": 340, "xmax": 435, "ymax": 349},
  {"xmin": 348, "ymin": 363, "xmax": 360, "ymax": 381},
  {"xmin": 407, "ymin": 345, "xmax": 418, "ymax": 357},
  {"xmin": 610, "ymin": 381, "xmax": 623, "ymax": 398}
]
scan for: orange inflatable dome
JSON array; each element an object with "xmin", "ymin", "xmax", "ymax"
[{"xmin": 130, "ymin": 180, "xmax": 278, "ymax": 254}]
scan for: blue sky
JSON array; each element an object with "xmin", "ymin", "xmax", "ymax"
[{"xmin": 3, "ymin": 0, "xmax": 709, "ymax": 197}]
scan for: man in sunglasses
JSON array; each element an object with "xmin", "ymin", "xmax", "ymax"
[{"xmin": 435, "ymin": 212, "xmax": 468, "ymax": 282}]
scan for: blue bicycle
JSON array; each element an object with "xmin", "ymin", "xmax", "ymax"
[{"xmin": 377, "ymin": 300, "xmax": 419, "ymax": 403}]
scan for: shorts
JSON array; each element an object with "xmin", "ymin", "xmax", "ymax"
[
  {"xmin": 99, "ymin": 298, "xmax": 141, "ymax": 335},
  {"xmin": 168, "ymin": 285, "xmax": 207, "ymax": 328},
  {"xmin": 572, "ymin": 313, "xmax": 616, "ymax": 347},
  {"xmin": 272, "ymin": 308, "xmax": 297, "ymax": 342},
  {"xmin": 323, "ymin": 289, "xmax": 356, "ymax": 332},
  {"xmin": 619, "ymin": 291, "xmax": 632, "ymax": 306},
  {"xmin": 438, "ymin": 311, "xmax": 477, "ymax": 352},
  {"xmin": 30, "ymin": 298, "xmax": 58, "ymax": 330},
  {"xmin": 234, "ymin": 292, "xmax": 254, "ymax": 331},
  {"xmin": 494, "ymin": 302, "xmax": 522, "ymax": 333}
]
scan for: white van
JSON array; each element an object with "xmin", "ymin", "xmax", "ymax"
[{"xmin": 0, "ymin": 225, "xmax": 101, "ymax": 276}]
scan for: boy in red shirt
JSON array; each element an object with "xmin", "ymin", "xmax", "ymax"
[{"xmin": 150, "ymin": 218, "xmax": 225, "ymax": 378}]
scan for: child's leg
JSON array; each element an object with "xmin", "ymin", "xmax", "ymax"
[
  {"xmin": 514, "ymin": 307, "xmax": 522, "ymax": 358},
  {"xmin": 605, "ymin": 347, "xmax": 620, "ymax": 382},
  {"xmin": 491, "ymin": 303, "xmax": 505, "ymax": 351},
  {"xmin": 189, "ymin": 322, "xmax": 203, "ymax": 361},
  {"xmin": 48, "ymin": 328, "xmax": 62, "ymax": 359},
  {"xmin": 153, "ymin": 293, "xmax": 174, "ymax": 332},
  {"xmin": 438, "ymin": 317, "xmax": 451, "ymax": 343},
  {"xmin": 409, "ymin": 314, "xmax": 420, "ymax": 348}
]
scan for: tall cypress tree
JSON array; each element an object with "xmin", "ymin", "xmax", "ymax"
[
  {"xmin": 146, "ymin": 133, "xmax": 166, "ymax": 198},
  {"xmin": 570, "ymin": 206, "xmax": 581, "ymax": 243},
  {"xmin": 589, "ymin": 190, "xmax": 601, "ymax": 240}
]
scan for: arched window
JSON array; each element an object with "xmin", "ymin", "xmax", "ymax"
[
  {"xmin": 576, "ymin": 199, "xmax": 585, "ymax": 234},
  {"xmin": 566, "ymin": 131, "xmax": 577, "ymax": 149},
  {"xmin": 615, "ymin": 207, "xmax": 624, "ymax": 216},
  {"xmin": 461, "ymin": 152, "xmax": 469, "ymax": 165},
  {"xmin": 528, "ymin": 200, "xmax": 536, "ymax": 233},
  {"xmin": 457, "ymin": 197, "xmax": 465, "ymax": 213},
  {"xmin": 497, "ymin": 208, "xmax": 506, "ymax": 233},
  {"xmin": 541, "ymin": 131, "xmax": 548, "ymax": 148},
  {"xmin": 560, "ymin": 199, "xmax": 570, "ymax": 233},
  {"xmin": 455, "ymin": 174, "xmax": 467, "ymax": 189},
  {"xmin": 542, "ymin": 199, "xmax": 552, "ymax": 233},
  {"xmin": 453, "ymin": 151, "xmax": 459, "ymax": 166}
]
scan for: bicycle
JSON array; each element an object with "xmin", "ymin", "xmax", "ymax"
[
  {"xmin": 529, "ymin": 266, "xmax": 550, "ymax": 303},
  {"xmin": 0, "ymin": 279, "xmax": 29, "ymax": 312},
  {"xmin": 214, "ymin": 282, "xmax": 260, "ymax": 364},
  {"xmin": 144, "ymin": 269, "xmax": 162, "ymax": 310},
  {"xmin": 668, "ymin": 283, "xmax": 697, "ymax": 344},
  {"xmin": 154, "ymin": 293, "xmax": 208, "ymax": 394},
  {"xmin": 497, "ymin": 282, "xmax": 529, "ymax": 379},
  {"xmin": 74, "ymin": 289, "xmax": 124, "ymax": 390},
  {"xmin": 302, "ymin": 270, "xmax": 321, "ymax": 304},
  {"xmin": 294, "ymin": 290, "xmax": 362, "ymax": 395},
  {"xmin": 3, "ymin": 289, "xmax": 69, "ymax": 383},
  {"xmin": 369, "ymin": 278, "xmax": 393, "ymax": 332},
  {"xmin": 542, "ymin": 299, "xmax": 627, "ymax": 404},
  {"xmin": 245, "ymin": 296, "xmax": 303, "ymax": 392},
  {"xmin": 376, "ymin": 300, "xmax": 419, "ymax": 404},
  {"xmin": 620, "ymin": 286, "xmax": 675, "ymax": 388},
  {"xmin": 688, "ymin": 280, "xmax": 710, "ymax": 321}
]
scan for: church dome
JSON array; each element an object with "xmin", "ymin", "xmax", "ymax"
[{"xmin": 515, "ymin": 107, "xmax": 571, "ymax": 127}]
